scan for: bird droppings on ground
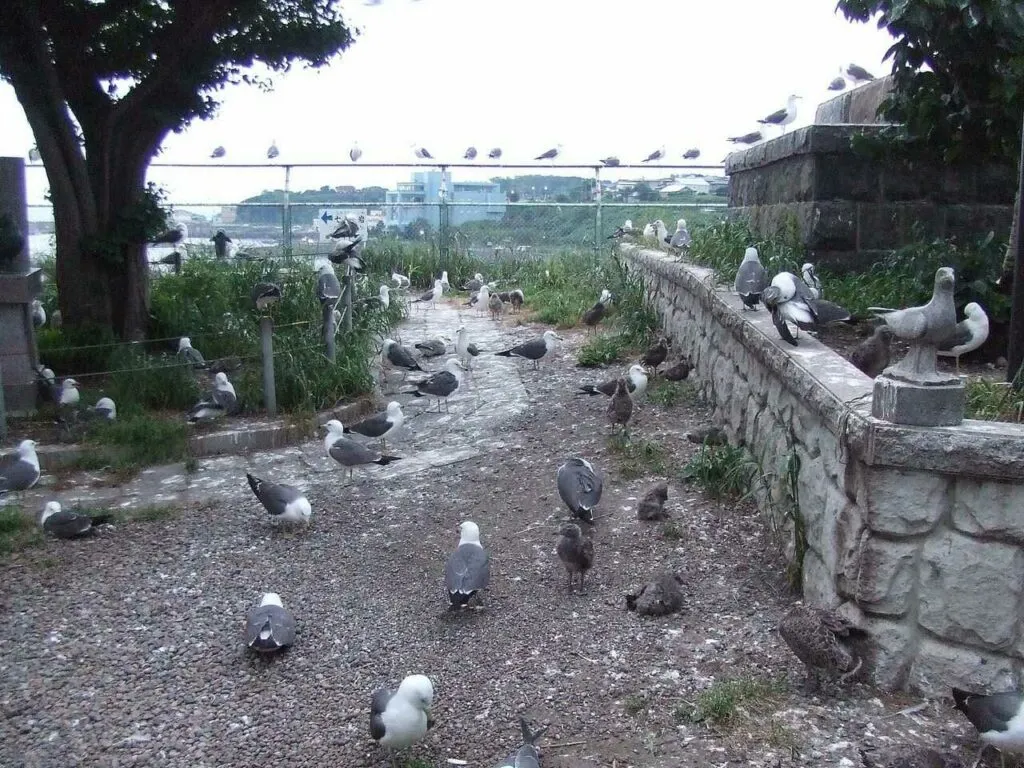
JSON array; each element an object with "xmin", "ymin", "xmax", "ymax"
[{"xmin": 0, "ymin": 295, "xmax": 987, "ymax": 767}]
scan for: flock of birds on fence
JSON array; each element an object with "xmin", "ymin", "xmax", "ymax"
[{"xmin": 0, "ymin": 210, "xmax": 1009, "ymax": 767}]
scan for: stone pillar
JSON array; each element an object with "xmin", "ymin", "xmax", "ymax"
[{"xmin": 0, "ymin": 157, "xmax": 43, "ymax": 416}]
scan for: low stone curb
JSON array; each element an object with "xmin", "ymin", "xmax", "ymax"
[{"xmin": 35, "ymin": 397, "xmax": 374, "ymax": 472}]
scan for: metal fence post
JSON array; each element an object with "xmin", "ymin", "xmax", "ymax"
[
  {"xmin": 594, "ymin": 165, "xmax": 603, "ymax": 253},
  {"xmin": 259, "ymin": 315, "xmax": 277, "ymax": 416},
  {"xmin": 438, "ymin": 165, "xmax": 449, "ymax": 267},
  {"xmin": 343, "ymin": 269, "xmax": 354, "ymax": 333},
  {"xmin": 282, "ymin": 165, "xmax": 293, "ymax": 259}
]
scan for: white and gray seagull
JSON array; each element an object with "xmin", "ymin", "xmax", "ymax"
[
  {"xmin": 369, "ymin": 674, "xmax": 435, "ymax": 767},
  {"xmin": 187, "ymin": 372, "xmax": 240, "ymax": 421},
  {"xmin": 801, "ymin": 262, "xmax": 823, "ymax": 299},
  {"xmin": 938, "ymin": 302, "xmax": 990, "ymax": 374},
  {"xmin": 761, "ymin": 272, "xmax": 851, "ymax": 346},
  {"xmin": 39, "ymin": 501, "xmax": 114, "ymax": 538},
  {"xmin": 496, "ymin": 717, "xmax": 549, "ymax": 768},
  {"xmin": 403, "ymin": 357, "xmax": 466, "ymax": 412},
  {"xmin": 0, "ymin": 439, "xmax": 41, "ymax": 495},
  {"xmin": 177, "ymin": 336, "xmax": 207, "ymax": 369},
  {"xmin": 246, "ymin": 472, "xmax": 312, "ymax": 529},
  {"xmin": 322, "ymin": 419, "xmax": 401, "ymax": 481},
  {"xmin": 444, "ymin": 520, "xmax": 491, "ymax": 608},
  {"xmin": 758, "ymin": 94, "xmax": 802, "ymax": 133},
  {"xmin": 343, "ymin": 401, "xmax": 405, "ymax": 452},
  {"xmin": 641, "ymin": 146, "xmax": 665, "ymax": 163},
  {"xmin": 412, "ymin": 279, "xmax": 443, "ymax": 309},
  {"xmin": 557, "ymin": 458, "xmax": 603, "ymax": 524},
  {"xmin": 734, "ymin": 246, "xmax": 768, "ymax": 310},
  {"xmin": 669, "ymin": 218, "xmax": 692, "ymax": 250},
  {"xmin": 534, "ymin": 144, "xmax": 562, "ymax": 161},
  {"xmin": 495, "ymin": 329, "xmax": 563, "ymax": 369},
  {"xmin": 244, "ymin": 592, "xmax": 296, "ymax": 653},
  {"xmin": 382, "ymin": 338, "xmax": 425, "ymax": 377},
  {"xmin": 577, "ymin": 364, "xmax": 648, "ymax": 399},
  {"xmin": 455, "ymin": 325, "xmax": 482, "ymax": 369}
]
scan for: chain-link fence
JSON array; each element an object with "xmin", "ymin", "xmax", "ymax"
[{"xmin": 24, "ymin": 161, "xmax": 729, "ymax": 266}]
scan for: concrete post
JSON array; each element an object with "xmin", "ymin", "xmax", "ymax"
[
  {"xmin": 259, "ymin": 315, "xmax": 277, "ymax": 417},
  {"xmin": 0, "ymin": 157, "xmax": 43, "ymax": 418}
]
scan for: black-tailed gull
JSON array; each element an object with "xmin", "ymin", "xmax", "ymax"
[
  {"xmin": 187, "ymin": 372, "xmax": 239, "ymax": 421},
  {"xmin": 495, "ymin": 329, "xmax": 563, "ymax": 369},
  {"xmin": 267, "ymin": 140, "xmax": 279, "ymax": 159},
  {"xmin": 177, "ymin": 337, "xmax": 207, "ymax": 369},
  {"xmin": 938, "ymin": 302, "xmax": 989, "ymax": 373},
  {"xmin": 444, "ymin": 520, "xmax": 491, "ymax": 608},
  {"xmin": 846, "ymin": 63, "xmax": 875, "ymax": 84},
  {"xmin": 497, "ymin": 717, "xmax": 549, "ymax": 768},
  {"xmin": 642, "ymin": 147, "xmax": 665, "ymax": 163},
  {"xmin": 382, "ymin": 339, "xmax": 424, "ymax": 376},
  {"xmin": 607, "ymin": 377, "xmax": 633, "ymax": 431},
  {"xmin": 778, "ymin": 604, "xmax": 865, "ymax": 692},
  {"xmin": 801, "ymin": 262, "xmax": 823, "ymax": 299},
  {"xmin": 391, "ymin": 271, "xmax": 411, "ymax": 289},
  {"xmin": 463, "ymin": 146, "xmax": 477, "ymax": 160},
  {"xmin": 0, "ymin": 439, "xmax": 40, "ymax": 494},
  {"xmin": 640, "ymin": 336, "xmax": 670, "ymax": 373},
  {"xmin": 557, "ymin": 458, "xmax": 603, "ymax": 524},
  {"xmin": 534, "ymin": 144, "xmax": 562, "ymax": 160},
  {"xmin": 316, "ymin": 264, "xmax": 342, "ymax": 311},
  {"xmin": 850, "ymin": 326, "xmax": 894, "ymax": 378},
  {"xmin": 211, "ymin": 146, "xmax": 226, "ymax": 158},
  {"xmin": 59, "ymin": 378, "xmax": 80, "ymax": 407},
  {"xmin": 344, "ymin": 401, "xmax": 405, "ymax": 451},
  {"xmin": 952, "ymin": 687, "xmax": 1024, "ymax": 768},
  {"xmin": 637, "ymin": 481, "xmax": 669, "ymax": 521},
  {"xmin": 40, "ymin": 501, "xmax": 114, "ymax": 538},
  {"xmin": 91, "ymin": 397, "xmax": 116, "ymax": 421},
  {"xmin": 350, "ymin": 143, "xmax": 362, "ymax": 162},
  {"xmin": 370, "ymin": 674, "xmax": 435, "ymax": 760},
  {"xmin": 607, "ymin": 220, "xmax": 634, "ymax": 239},
  {"xmin": 683, "ymin": 148, "xmax": 701, "ymax": 159},
  {"xmin": 329, "ymin": 237, "xmax": 364, "ymax": 271},
  {"xmin": 758, "ymin": 94, "xmax": 802, "ymax": 132},
  {"xmin": 246, "ymin": 472, "xmax": 312, "ymax": 528},
  {"xmin": 31, "ymin": 299, "xmax": 45, "ymax": 328},
  {"xmin": 412, "ymin": 280, "xmax": 442, "ymax": 308},
  {"xmin": 462, "ymin": 273, "xmax": 484, "ymax": 292},
  {"xmin": 761, "ymin": 272, "xmax": 851, "ymax": 346},
  {"xmin": 323, "ymin": 419, "xmax": 400, "ymax": 480},
  {"xmin": 582, "ymin": 289, "xmax": 612, "ymax": 333},
  {"xmin": 600, "ymin": 156, "xmax": 620, "ymax": 166},
  {"xmin": 556, "ymin": 523, "xmax": 594, "ymax": 594},
  {"xmin": 415, "ymin": 338, "xmax": 448, "ymax": 358},
  {"xmin": 404, "ymin": 357, "xmax": 466, "ymax": 412},
  {"xmin": 244, "ymin": 592, "xmax": 296, "ymax": 653},
  {"xmin": 252, "ymin": 281, "xmax": 283, "ymax": 311},
  {"xmin": 577, "ymin": 364, "xmax": 648, "ymax": 398},
  {"xmin": 734, "ymin": 247, "xmax": 768, "ymax": 310},
  {"xmin": 488, "ymin": 147, "xmax": 502, "ymax": 159},
  {"xmin": 727, "ymin": 131, "xmax": 763, "ymax": 145},
  {"xmin": 669, "ymin": 218, "xmax": 692, "ymax": 250}
]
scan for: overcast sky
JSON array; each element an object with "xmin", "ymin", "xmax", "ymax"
[{"xmin": 0, "ymin": 0, "xmax": 895, "ymax": 215}]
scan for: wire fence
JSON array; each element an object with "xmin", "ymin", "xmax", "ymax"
[{"xmin": 24, "ymin": 161, "xmax": 730, "ymax": 265}]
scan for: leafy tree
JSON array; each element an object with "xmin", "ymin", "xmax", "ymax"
[{"xmin": 0, "ymin": 0, "xmax": 354, "ymax": 338}]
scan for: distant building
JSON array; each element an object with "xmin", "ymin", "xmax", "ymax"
[
  {"xmin": 385, "ymin": 171, "xmax": 506, "ymax": 228},
  {"xmin": 660, "ymin": 176, "xmax": 712, "ymax": 196},
  {"xmin": 218, "ymin": 206, "xmax": 238, "ymax": 224}
]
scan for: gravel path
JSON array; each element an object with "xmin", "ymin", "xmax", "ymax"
[{"xmin": 1, "ymin": 297, "xmax": 980, "ymax": 767}]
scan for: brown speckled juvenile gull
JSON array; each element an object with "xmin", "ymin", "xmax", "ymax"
[
  {"xmin": 850, "ymin": 325, "xmax": 894, "ymax": 379},
  {"xmin": 607, "ymin": 378, "xmax": 633, "ymax": 431},
  {"xmin": 778, "ymin": 604, "xmax": 864, "ymax": 692},
  {"xmin": 556, "ymin": 523, "xmax": 594, "ymax": 594}
]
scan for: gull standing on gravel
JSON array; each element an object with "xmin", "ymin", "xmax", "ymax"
[
  {"xmin": 778, "ymin": 604, "xmax": 865, "ymax": 692},
  {"xmin": 801, "ymin": 262, "xmax": 823, "ymax": 299},
  {"xmin": 322, "ymin": 420, "xmax": 401, "ymax": 481},
  {"xmin": 187, "ymin": 372, "xmax": 240, "ymax": 422},
  {"xmin": 444, "ymin": 520, "xmax": 491, "ymax": 608},
  {"xmin": 177, "ymin": 337, "xmax": 207, "ymax": 369},
  {"xmin": 343, "ymin": 401, "xmax": 405, "ymax": 452},
  {"xmin": 577, "ymin": 364, "xmax": 648, "ymax": 399},
  {"xmin": 640, "ymin": 336, "xmax": 670, "ymax": 375},
  {"xmin": 607, "ymin": 378, "xmax": 634, "ymax": 432},
  {"xmin": 938, "ymin": 302, "xmax": 990, "ymax": 373},
  {"xmin": 495, "ymin": 329, "xmax": 563, "ymax": 370},
  {"xmin": 557, "ymin": 458, "xmax": 603, "ymax": 524},
  {"xmin": 556, "ymin": 523, "xmax": 594, "ymax": 594},
  {"xmin": 244, "ymin": 592, "xmax": 296, "ymax": 653},
  {"xmin": 412, "ymin": 279, "xmax": 443, "ymax": 309},
  {"xmin": 761, "ymin": 272, "xmax": 851, "ymax": 347},
  {"xmin": 403, "ymin": 358, "xmax": 466, "ymax": 412},
  {"xmin": 370, "ymin": 674, "xmax": 435, "ymax": 765},
  {"xmin": 952, "ymin": 687, "xmax": 1024, "ymax": 768},
  {"xmin": 850, "ymin": 326, "xmax": 894, "ymax": 379},
  {"xmin": 0, "ymin": 439, "xmax": 40, "ymax": 495},
  {"xmin": 246, "ymin": 472, "xmax": 312, "ymax": 529},
  {"xmin": 455, "ymin": 325, "xmax": 482, "ymax": 368},
  {"xmin": 40, "ymin": 501, "xmax": 114, "ymax": 539},
  {"xmin": 758, "ymin": 95, "xmax": 802, "ymax": 133},
  {"xmin": 582, "ymin": 288, "xmax": 613, "ymax": 333},
  {"xmin": 734, "ymin": 247, "xmax": 768, "ymax": 310},
  {"xmin": 497, "ymin": 717, "xmax": 549, "ymax": 768}
]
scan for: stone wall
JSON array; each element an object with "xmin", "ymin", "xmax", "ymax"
[
  {"xmin": 622, "ymin": 244, "xmax": 1024, "ymax": 695},
  {"xmin": 723, "ymin": 124, "xmax": 1015, "ymax": 271}
]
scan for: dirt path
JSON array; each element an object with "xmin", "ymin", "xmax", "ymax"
[{"xmin": 0, "ymin": 296, "xmax": 978, "ymax": 767}]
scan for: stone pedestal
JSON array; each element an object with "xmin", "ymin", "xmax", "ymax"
[{"xmin": 872, "ymin": 374, "xmax": 966, "ymax": 427}]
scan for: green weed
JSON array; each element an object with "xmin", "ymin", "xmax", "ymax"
[
  {"xmin": 966, "ymin": 377, "xmax": 1024, "ymax": 423},
  {"xmin": 646, "ymin": 380, "xmax": 697, "ymax": 407},
  {"xmin": 681, "ymin": 443, "xmax": 755, "ymax": 499},
  {"xmin": 688, "ymin": 677, "xmax": 786, "ymax": 726},
  {"xmin": 661, "ymin": 520, "xmax": 683, "ymax": 541},
  {"xmin": 577, "ymin": 335, "xmax": 626, "ymax": 367},
  {"xmin": 85, "ymin": 411, "xmax": 190, "ymax": 467},
  {"xmin": 0, "ymin": 507, "xmax": 42, "ymax": 555},
  {"xmin": 608, "ymin": 434, "xmax": 668, "ymax": 478},
  {"xmin": 623, "ymin": 694, "xmax": 647, "ymax": 717},
  {"xmin": 126, "ymin": 505, "xmax": 178, "ymax": 523}
]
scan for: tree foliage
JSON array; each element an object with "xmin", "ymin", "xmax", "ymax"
[
  {"xmin": 837, "ymin": 0, "xmax": 1024, "ymax": 163},
  {"xmin": 0, "ymin": 0, "xmax": 355, "ymax": 337}
]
